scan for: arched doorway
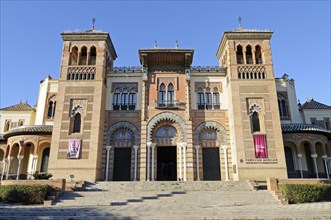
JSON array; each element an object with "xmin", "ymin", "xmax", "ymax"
[
  {"xmin": 302, "ymin": 142, "xmax": 314, "ymax": 178},
  {"xmin": 194, "ymin": 121, "xmax": 227, "ymax": 181},
  {"xmin": 40, "ymin": 147, "xmax": 50, "ymax": 173},
  {"xmin": 105, "ymin": 121, "xmax": 139, "ymax": 181},
  {"xmin": 0, "ymin": 149, "xmax": 4, "ymax": 176},
  {"xmin": 154, "ymin": 125, "xmax": 178, "ymax": 181},
  {"xmin": 285, "ymin": 147, "xmax": 295, "ymax": 172}
]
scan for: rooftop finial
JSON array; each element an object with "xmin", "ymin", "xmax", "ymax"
[
  {"xmin": 154, "ymin": 40, "xmax": 158, "ymax": 48},
  {"xmin": 92, "ymin": 18, "xmax": 96, "ymax": 31},
  {"xmin": 238, "ymin": 16, "xmax": 243, "ymax": 29},
  {"xmin": 176, "ymin": 40, "xmax": 179, "ymax": 48}
]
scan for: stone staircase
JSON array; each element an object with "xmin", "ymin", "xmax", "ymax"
[
  {"xmin": 2, "ymin": 181, "xmax": 331, "ymax": 219},
  {"xmin": 54, "ymin": 181, "xmax": 278, "ymax": 207}
]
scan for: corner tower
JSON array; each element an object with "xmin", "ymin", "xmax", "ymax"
[
  {"xmin": 217, "ymin": 28, "xmax": 287, "ymax": 180},
  {"xmin": 48, "ymin": 30, "xmax": 117, "ymax": 181}
]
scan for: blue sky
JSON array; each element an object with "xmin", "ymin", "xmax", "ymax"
[{"xmin": 1, "ymin": 1, "xmax": 330, "ymax": 108}]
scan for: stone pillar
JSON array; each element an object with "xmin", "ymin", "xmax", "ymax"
[
  {"xmin": 133, "ymin": 145, "xmax": 139, "ymax": 181},
  {"xmin": 222, "ymin": 145, "xmax": 229, "ymax": 181},
  {"xmin": 16, "ymin": 155, "xmax": 24, "ymax": 180},
  {"xmin": 151, "ymin": 143, "xmax": 156, "ymax": 181},
  {"xmin": 195, "ymin": 145, "xmax": 200, "ymax": 181},
  {"xmin": 322, "ymin": 155, "xmax": 329, "ymax": 179},
  {"xmin": 146, "ymin": 142, "xmax": 152, "ymax": 181},
  {"xmin": 182, "ymin": 143, "xmax": 187, "ymax": 181},
  {"xmin": 32, "ymin": 156, "xmax": 38, "ymax": 174},
  {"xmin": 297, "ymin": 154, "xmax": 303, "ymax": 178},
  {"xmin": 178, "ymin": 143, "xmax": 182, "ymax": 181},
  {"xmin": 6, "ymin": 156, "xmax": 13, "ymax": 180},
  {"xmin": 105, "ymin": 145, "xmax": 112, "ymax": 181},
  {"xmin": 311, "ymin": 154, "xmax": 319, "ymax": 178},
  {"xmin": 1, "ymin": 159, "xmax": 7, "ymax": 181}
]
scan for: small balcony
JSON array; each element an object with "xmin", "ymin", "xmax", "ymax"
[{"xmin": 156, "ymin": 100, "xmax": 185, "ymax": 110}]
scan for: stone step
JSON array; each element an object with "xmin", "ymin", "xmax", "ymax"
[{"xmin": 94, "ymin": 180, "xmax": 252, "ymax": 192}]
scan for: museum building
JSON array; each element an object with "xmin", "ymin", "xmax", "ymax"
[{"xmin": 0, "ymin": 26, "xmax": 330, "ymax": 182}]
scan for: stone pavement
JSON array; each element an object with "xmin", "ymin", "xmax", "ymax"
[{"xmin": 0, "ymin": 181, "xmax": 330, "ymax": 220}]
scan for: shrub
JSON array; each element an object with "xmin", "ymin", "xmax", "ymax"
[
  {"xmin": 33, "ymin": 171, "xmax": 53, "ymax": 180},
  {"xmin": 0, "ymin": 185, "xmax": 53, "ymax": 204},
  {"xmin": 280, "ymin": 184, "xmax": 331, "ymax": 204}
]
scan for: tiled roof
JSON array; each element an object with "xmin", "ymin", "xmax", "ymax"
[
  {"xmin": 282, "ymin": 123, "xmax": 331, "ymax": 135},
  {"xmin": 301, "ymin": 99, "xmax": 331, "ymax": 109},
  {"xmin": 0, "ymin": 102, "xmax": 34, "ymax": 111},
  {"xmin": 2, "ymin": 125, "xmax": 53, "ymax": 139}
]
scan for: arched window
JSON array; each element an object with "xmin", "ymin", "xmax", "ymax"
[
  {"xmin": 201, "ymin": 129, "xmax": 217, "ymax": 140},
  {"xmin": 113, "ymin": 88, "xmax": 121, "ymax": 110},
  {"xmin": 255, "ymin": 45, "xmax": 262, "ymax": 64},
  {"xmin": 278, "ymin": 95, "xmax": 289, "ymax": 119},
  {"xmin": 236, "ymin": 45, "xmax": 244, "ymax": 64},
  {"xmin": 129, "ymin": 88, "xmax": 136, "ymax": 110},
  {"xmin": 246, "ymin": 45, "xmax": 253, "ymax": 64},
  {"xmin": 251, "ymin": 112, "xmax": 261, "ymax": 132},
  {"xmin": 158, "ymin": 83, "xmax": 166, "ymax": 107},
  {"xmin": 79, "ymin": 46, "xmax": 87, "ymax": 65},
  {"xmin": 40, "ymin": 148, "xmax": 50, "ymax": 173},
  {"xmin": 114, "ymin": 129, "xmax": 132, "ymax": 142},
  {"xmin": 69, "ymin": 46, "xmax": 78, "ymax": 65},
  {"xmin": 155, "ymin": 126, "xmax": 177, "ymax": 138},
  {"xmin": 167, "ymin": 83, "xmax": 174, "ymax": 106},
  {"xmin": 213, "ymin": 87, "xmax": 220, "ymax": 110},
  {"xmin": 281, "ymin": 100, "xmax": 288, "ymax": 117},
  {"xmin": 197, "ymin": 87, "xmax": 205, "ymax": 110},
  {"xmin": 88, "ymin": 46, "xmax": 97, "ymax": 65},
  {"xmin": 205, "ymin": 88, "xmax": 212, "ymax": 110},
  {"xmin": 47, "ymin": 101, "xmax": 54, "ymax": 118},
  {"xmin": 73, "ymin": 113, "xmax": 81, "ymax": 133},
  {"xmin": 121, "ymin": 88, "xmax": 128, "ymax": 110},
  {"xmin": 4, "ymin": 120, "xmax": 10, "ymax": 132}
]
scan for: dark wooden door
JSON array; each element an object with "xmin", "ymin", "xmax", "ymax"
[
  {"xmin": 202, "ymin": 148, "xmax": 221, "ymax": 180},
  {"xmin": 157, "ymin": 147, "xmax": 177, "ymax": 181},
  {"xmin": 113, "ymin": 148, "xmax": 131, "ymax": 181}
]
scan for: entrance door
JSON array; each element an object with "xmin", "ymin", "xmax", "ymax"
[
  {"xmin": 202, "ymin": 148, "xmax": 221, "ymax": 180},
  {"xmin": 157, "ymin": 147, "xmax": 177, "ymax": 181},
  {"xmin": 113, "ymin": 148, "xmax": 131, "ymax": 181}
]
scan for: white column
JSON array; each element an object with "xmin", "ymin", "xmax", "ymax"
[
  {"xmin": 133, "ymin": 145, "xmax": 139, "ymax": 181},
  {"xmin": 16, "ymin": 155, "xmax": 24, "ymax": 180},
  {"xmin": 322, "ymin": 155, "xmax": 329, "ymax": 179},
  {"xmin": 146, "ymin": 142, "xmax": 152, "ymax": 181},
  {"xmin": 211, "ymin": 93, "xmax": 214, "ymax": 110},
  {"xmin": 151, "ymin": 143, "xmax": 156, "ymax": 181},
  {"xmin": 311, "ymin": 154, "xmax": 319, "ymax": 178},
  {"xmin": 178, "ymin": 143, "xmax": 182, "ymax": 181},
  {"xmin": 297, "ymin": 154, "xmax": 303, "ymax": 178},
  {"xmin": 32, "ymin": 156, "xmax": 38, "ymax": 174},
  {"xmin": 105, "ymin": 145, "xmax": 112, "ymax": 181},
  {"xmin": 6, "ymin": 156, "xmax": 13, "ymax": 180},
  {"xmin": 222, "ymin": 145, "xmax": 229, "ymax": 181},
  {"xmin": 195, "ymin": 145, "xmax": 200, "ymax": 181},
  {"xmin": 1, "ymin": 159, "xmax": 7, "ymax": 181},
  {"xmin": 182, "ymin": 143, "xmax": 187, "ymax": 181}
]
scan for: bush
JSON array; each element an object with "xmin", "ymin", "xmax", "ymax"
[
  {"xmin": 0, "ymin": 185, "xmax": 53, "ymax": 204},
  {"xmin": 33, "ymin": 171, "xmax": 53, "ymax": 180},
  {"xmin": 280, "ymin": 184, "xmax": 331, "ymax": 204}
]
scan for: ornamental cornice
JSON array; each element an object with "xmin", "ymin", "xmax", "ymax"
[{"xmin": 61, "ymin": 34, "xmax": 109, "ymax": 41}]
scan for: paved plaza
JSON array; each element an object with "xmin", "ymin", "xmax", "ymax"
[{"xmin": 0, "ymin": 182, "xmax": 330, "ymax": 220}]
